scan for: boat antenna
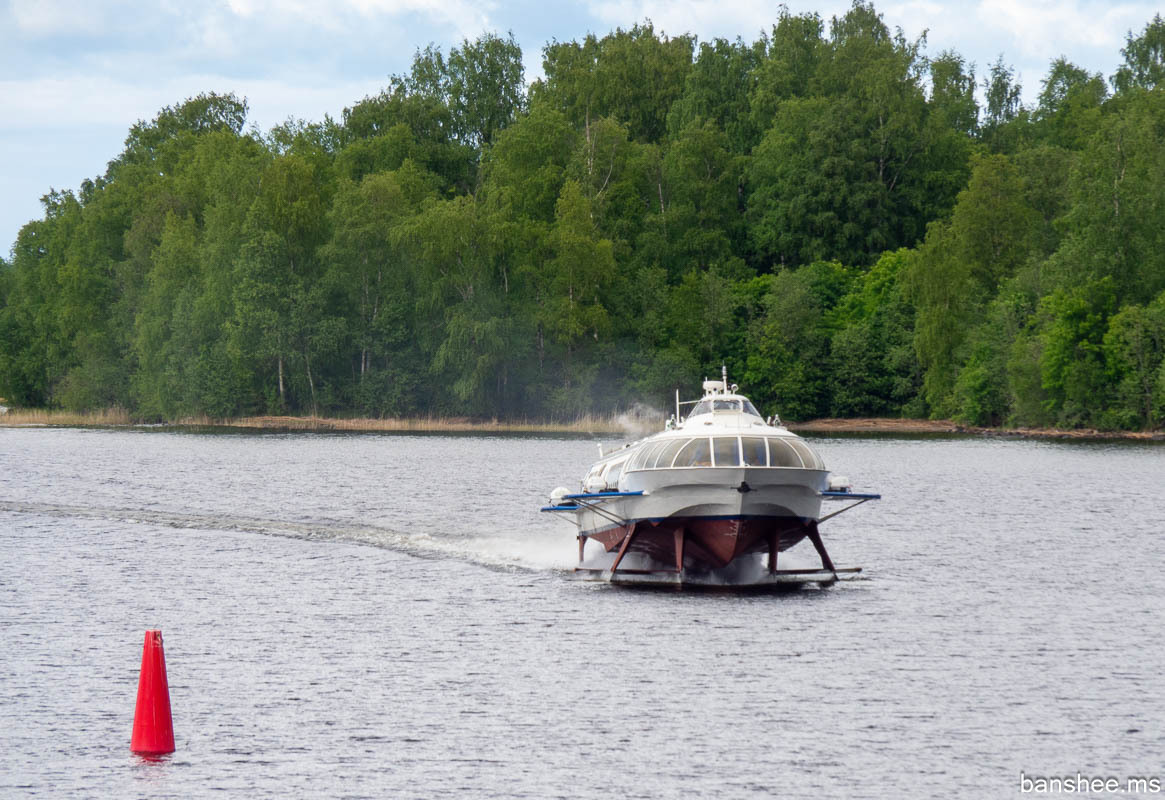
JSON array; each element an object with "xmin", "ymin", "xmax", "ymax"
[
  {"xmin": 721, "ymin": 364, "xmax": 728, "ymax": 391},
  {"xmin": 675, "ymin": 388, "xmax": 680, "ymax": 421}
]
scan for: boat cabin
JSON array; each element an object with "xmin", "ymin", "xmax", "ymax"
[{"xmin": 581, "ymin": 370, "xmax": 825, "ymax": 492}]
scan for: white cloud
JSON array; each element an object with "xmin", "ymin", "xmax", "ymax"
[
  {"xmin": 883, "ymin": 1, "xmax": 957, "ymax": 41},
  {"xmin": 348, "ymin": 0, "xmax": 494, "ymax": 33},
  {"xmin": 0, "ymin": 73, "xmax": 389, "ymax": 134},
  {"xmin": 585, "ymin": 0, "xmax": 779, "ymax": 40},
  {"xmin": 9, "ymin": 0, "xmax": 115, "ymax": 35},
  {"xmin": 224, "ymin": 0, "xmax": 494, "ymax": 38},
  {"xmin": 225, "ymin": 0, "xmax": 349, "ymax": 32},
  {"xmin": 0, "ymin": 77, "xmax": 159, "ymax": 130},
  {"xmin": 976, "ymin": 0, "xmax": 1137, "ymax": 61}
]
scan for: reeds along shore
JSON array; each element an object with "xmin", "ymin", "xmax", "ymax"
[
  {"xmin": 1, "ymin": 407, "xmax": 1162, "ymax": 440},
  {"xmin": 0, "ymin": 407, "xmax": 134, "ymax": 426},
  {"xmin": 197, "ymin": 413, "xmax": 641, "ymax": 434},
  {"xmin": 0, "ymin": 408, "xmax": 642, "ymax": 434}
]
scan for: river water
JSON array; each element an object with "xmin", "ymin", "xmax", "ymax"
[{"xmin": 1, "ymin": 427, "xmax": 1163, "ymax": 798}]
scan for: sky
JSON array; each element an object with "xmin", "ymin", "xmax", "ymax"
[{"xmin": 1, "ymin": 0, "xmax": 1159, "ymax": 258}]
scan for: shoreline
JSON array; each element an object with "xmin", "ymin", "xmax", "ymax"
[
  {"xmin": 786, "ymin": 417, "xmax": 1165, "ymax": 441},
  {"xmin": 0, "ymin": 410, "xmax": 632, "ymax": 435},
  {"xmin": 1, "ymin": 409, "xmax": 1161, "ymax": 441}
]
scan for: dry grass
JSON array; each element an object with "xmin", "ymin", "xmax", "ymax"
[
  {"xmin": 0, "ymin": 407, "xmax": 638, "ymax": 435},
  {"xmin": 0, "ymin": 407, "xmax": 133, "ymax": 426},
  {"xmin": 788, "ymin": 418, "xmax": 961, "ymax": 434},
  {"xmin": 220, "ymin": 413, "xmax": 633, "ymax": 434},
  {"xmin": 790, "ymin": 417, "xmax": 1165, "ymax": 440}
]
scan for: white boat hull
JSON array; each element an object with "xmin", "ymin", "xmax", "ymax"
[{"xmin": 575, "ymin": 466, "xmax": 828, "ymax": 536}]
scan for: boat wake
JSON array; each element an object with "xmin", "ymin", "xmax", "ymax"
[{"xmin": 0, "ymin": 500, "xmax": 575, "ymax": 574}]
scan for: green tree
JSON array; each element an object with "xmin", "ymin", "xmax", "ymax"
[
  {"xmin": 482, "ymin": 106, "xmax": 577, "ymax": 223},
  {"xmin": 641, "ymin": 120, "xmax": 743, "ymax": 277},
  {"xmin": 906, "ymin": 154, "xmax": 1040, "ymax": 414},
  {"xmin": 929, "ymin": 50, "xmax": 978, "ymax": 136},
  {"xmin": 1033, "ymin": 58, "xmax": 1108, "ymax": 149},
  {"xmin": 130, "ymin": 212, "xmax": 200, "ymax": 417},
  {"xmin": 446, "ymin": 32, "xmax": 526, "ymax": 147},
  {"xmin": 749, "ymin": 10, "xmax": 825, "ymax": 128},
  {"xmin": 828, "ymin": 249, "xmax": 921, "ymax": 416},
  {"xmin": 0, "ymin": 247, "xmax": 44, "ymax": 406},
  {"xmin": 1112, "ymin": 14, "xmax": 1165, "ymax": 93},
  {"xmin": 1049, "ymin": 88, "xmax": 1165, "ymax": 305},
  {"xmin": 400, "ymin": 196, "xmax": 523, "ymax": 413},
  {"xmin": 1103, "ymin": 292, "xmax": 1165, "ymax": 427},
  {"xmin": 1038, "ymin": 278, "xmax": 1117, "ymax": 426},
  {"xmin": 226, "ymin": 152, "xmax": 331, "ymax": 412},
  {"xmin": 321, "ymin": 169, "xmax": 435, "ymax": 415},
  {"xmin": 980, "ymin": 56, "xmax": 1029, "ymax": 154},
  {"xmin": 744, "ymin": 261, "xmax": 853, "ymax": 419},
  {"xmin": 402, "ymin": 33, "xmax": 527, "ymax": 148},
  {"xmin": 747, "ymin": 2, "xmax": 953, "ymax": 268},
  {"xmin": 341, "ymin": 81, "xmax": 474, "ymax": 193},
  {"xmin": 668, "ymin": 36, "xmax": 766, "ymax": 152},
  {"xmin": 112, "ymin": 93, "xmax": 249, "ymax": 180},
  {"xmin": 536, "ymin": 23, "xmax": 694, "ymax": 143},
  {"xmin": 228, "ymin": 229, "xmax": 296, "ymax": 412},
  {"xmin": 537, "ymin": 181, "xmax": 616, "ymax": 411},
  {"xmin": 564, "ymin": 116, "xmax": 658, "ymax": 255}
]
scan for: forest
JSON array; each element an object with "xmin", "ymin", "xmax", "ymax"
[{"xmin": 2, "ymin": 2, "xmax": 1165, "ymax": 429}]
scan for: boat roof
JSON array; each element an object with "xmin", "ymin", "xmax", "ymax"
[
  {"xmin": 593, "ymin": 375, "xmax": 796, "ymax": 465},
  {"xmin": 675, "ymin": 377, "xmax": 780, "ymax": 433}
]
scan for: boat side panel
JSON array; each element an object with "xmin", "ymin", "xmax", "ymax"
[{"xmin": 598, "ymin": 466, "xmax": 828, "ymax": 523}]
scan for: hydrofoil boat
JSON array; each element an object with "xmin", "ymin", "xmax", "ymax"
[{"xmin": 541, "ymin": 369, "xmax": 880, "ymax": 587}]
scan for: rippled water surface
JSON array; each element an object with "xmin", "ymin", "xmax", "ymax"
[{"xmin": 2, "ymin": 427, "xmax": 1163, "ymax": 798}]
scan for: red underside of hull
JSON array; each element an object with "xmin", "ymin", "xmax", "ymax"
[{"xmin": 585, "ymin": 517, "xmax": 814, "ymax": 570}]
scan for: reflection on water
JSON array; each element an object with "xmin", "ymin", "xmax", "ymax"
[{"xmin": 1, "ymin": 427, "xmax": 1164, "ymax": 798}]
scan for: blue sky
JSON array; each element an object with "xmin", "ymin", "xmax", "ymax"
[{"xmin": 1, "ymin": 0, "xmax": 1159, "ymax": 257}]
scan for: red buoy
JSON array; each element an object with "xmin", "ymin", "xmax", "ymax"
[{"xmin": 130, "ymin": 630, "xmax": 175, "ymax": 754}]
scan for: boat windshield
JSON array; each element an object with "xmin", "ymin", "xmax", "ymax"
[
  {"xmin": 624, "ymin": 435, "xmax": 824, "ymax": 470},
  {"xmin": 687, "ymin": 398, "xmax": 763, "ymax": 418}
]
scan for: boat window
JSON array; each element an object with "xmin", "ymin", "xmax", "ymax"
[
  {"xmin": 712, "ymin": 399, "xmax": 739, "ymax": 412},
  {"xmin": 767, "ymin": 437, "xmax": 804, "ymax": 468},
  {"xmin": 635, "ymin": 444, "xmax": 659, "ymax": 471},
  {"xmin": 741, "ymin": 437, "xmax": 768, "ymax": 467},
  {"xmin": 629, "ymin": 447, "xmax": 647, "ymax": 472},
  {"xmin": 653, "ymin": 438, "xmax": 688, "ymax": 469},
  {"xmin": 673, "ymin": 437, "xmax": 712, "ymax": 467},
  {"xmin": 687, "ymin": 400, "xmax": 712, "ymax": 418},
  {"xmin": 787, "ymin": 439, "xmax": 824, "ymax": 470},
  {"xmin": 742, "ymin": 399, "xmax": 762, "ymax": 417},
  {"xmin": 627, "ymin": 445, "xmax": 651, "ymax": 471},
  {"xmin": 640, "ymin": 440, "xmax": 670, "ymax": 470},
  {"xmin": 582, "ymin": 464, "xmax": 604, "ymax": 489},
  {"xmin": 712, "ymin": 437, "xmax": 741, "ymax": 467}
]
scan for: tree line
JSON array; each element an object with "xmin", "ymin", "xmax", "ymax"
[{"xmin": 2, "ymin": 2, "xmax": 1164, "ymax": 428}]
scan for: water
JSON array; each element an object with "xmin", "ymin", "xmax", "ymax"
[{"xmin": 2, "ymin": 427, "xmax": 1163, "ymax": 798}]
